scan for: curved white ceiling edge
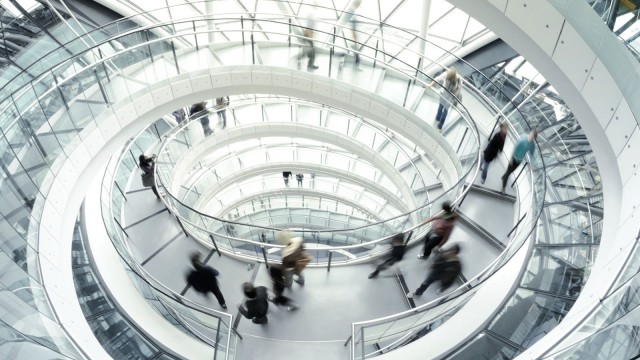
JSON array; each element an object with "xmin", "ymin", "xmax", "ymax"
[
  {"xmin": 167, "ymin": 122, "xmax": 420, "ymax": 214},
  {"xmin": 374, "ymin": 0, "xmax": 640, "ymax": 359},
  {"xmin": 185, "ymin": 162, "xmax": 412, "ymax": 215},
  {"xmin": 34, "ymin": 65, "xmax": 465, "ymax": 357}
]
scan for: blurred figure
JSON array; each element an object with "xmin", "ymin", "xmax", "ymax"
[
  {"xmin": 139, "ymin": 154, "xmax": 162, "ymax": 199},
  {"xmin": 368, "ymin": 233, "xmax": 406, "ymax": 279},
  {"xmin": 238, "ymin": 282, "xmax": 269, "ymax": 324},
  {"xmin": 190, "ymin": 101, "xmax": 212, "ymax": 136},
  {"xmin": 172, "ymin": 108, "xmax": 186, "ymax": 126},
  {"xmin": 408, "ymin": 244, "xmax": 462, "ymax": 298},
  {"xmin": 349, "ymin": 13, "xmax": 361, "ymax": 69},
  {"xmin": 296, "ymin": 173, "xmax": 304, "ymax": 187},
  {"xmin": 501, "ymin": 129, "xmax": 537, "ymax": 193},
  {"xmin": 480, "ymin": 121, "xmax": 507, "ymax": 184},
  {"xmin": 418, "ymin": 202, "xmax": 458, "ymax": 260},
  {"xmin": 278, "ymin": 231, "xmax": 311, "ymax": 287},
  {"xmin": 269, "ymin": 264, "xmax": 300, "ymax": 311},
  {"xmin": 428, "ymin": 67, "xmax": 463, "ymax": 131},
  {"xmin": 283, "ymin": 171, "xmax": 292, "ymax": 187},
  {"xmin": 297, "ymin": 4, "xmax": 319, "ymax": 70},
  {"xmin": 215, "ymin": 96, "xmax": 230, "ymax": 128},
  {"xmin": 186, "ymin": 252, "xmax": 227, "ymax": 309}
]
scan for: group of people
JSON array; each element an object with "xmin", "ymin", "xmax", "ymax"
[
  {"xmin": 368, "ymin": 202, "xmax": 463, "ymax": 298},
  {"xmin": 185, "ymin": 232, "xmax": 311, "ymax": 325},
  {"xmin": 282, "ymin": 172, "xmax": 305, "ymax": 187},
  {"xmin": 430, "ymin": 67, "xmax": 538, "ymax": 192},
  {"xmin": 188, "ymin": 97, "xmax": 230, "ymax": 136}
]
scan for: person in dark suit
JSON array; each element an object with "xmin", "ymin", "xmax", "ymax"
[
  {"xmin": 268, "ymin": 264, "xmax": 300, "ymax": 311},
  {"xmin": 186, "ymin": 252, "xmax": 227, "ymax": 309},
  {"xmin": 368, "ymin": 233, "xmax": 406, "ymax": 278},
  {"xmin": 408, "ymin": 244, "xmax": 462, "ymax": 298},
  {"xmin": 480, "ymin": 122, "xmax": 507, "ymax": 184},
  {"xmin": 238, "ymin": 282, "xmax": 269, "ymax": 324}
]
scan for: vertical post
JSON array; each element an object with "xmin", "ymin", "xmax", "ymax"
[
  {"xmin": 328, "ymin": 27, "xmax": 336, "ymax": 77},
  {"xmin": 93, "ymin": 69, "xmax": 110, "ymax": 105},
  {"xmin": 414, "ymin": 57, "xmax": 422, "ymax": 85},
  {"xmin": 511, "ymin": 162, "xmax": 528, "ymax": 188},
  {"xmin": 192, "ymin": 21, "xmax": 199, "ymax": 50},
  {"xmin": 456, "ymin": 127, "xmax": 469, "ymax": 153},
  {"xmin": 205, "ymin": 0, "xmax": 215, "ymax": 44},
  {"xmin": 327, "ymin": 251, "xmax": 333, "ymax": 272},
  {"xmin": 418, "ymin": 0, "xmax": 432, "ymax": 65},
  {"xmin": 114, "ymin": 182, "xmax": 128, "ymax": 201},
  {"xmin": 373, "ymin": 40, "xmax": 379, "ymax": 68},
  {"xmin": 175, "ymin": 215, "xmax": 189, "ymax": 237},
  {"xmin": 288, "ymin": 18, "xmax": 292, "ymax": 47},
  {"xmin": 260, "ymin": 246, "xmax": 269, "ymax": 269},
  {"xmin": 145, "ymin": 30, "xmax": 154, "ymax": 62},
  {"xmin": 402, "ymin": 78, "xmax": 411, "ymax": 107},
  {"xmin": 171, "ymin": 40, "xmax": 180, "ymax": 74},
  {"xmin": 251, "ymin": 34, "xmax": 255, "ymax": 64},
  {"xmin": 209, "ymin": 234, "xmax": 222, "ymax": 256},
  {"xmin": 241, "ymin": 16, "xmax": 245, "ymax": 45}
]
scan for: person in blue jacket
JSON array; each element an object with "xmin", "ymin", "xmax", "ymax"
[{"xmin": 501, "ymin": 129, "xmax": 537, "ymax": 193}]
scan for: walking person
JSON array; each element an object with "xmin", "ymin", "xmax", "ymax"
[
  {"xmin": 190, "ymin": 101, "xmax": 212, "ymax": 136},
  {"xmin": 237, "ymin": 282, "xmax": 269, "ymax": 324},
  {"xmin": 186, "ymin": 252, "xmax": 227, "ymax": 310},
  {"xmin": 283, "ymin": 171, "xmax": 292, "ymax": 187},
  {"xmin": 417, "ymin": 202, "xmax": 458, "ymax": 260},
  {"xmin": 408, "ymin": 244, "xmax": 462, "ymax": 298},
  {"xmin": 480, "ymin": 122, "xmax": 508, "ymax": 184},
  {"xmin": 278, "ymin": 231, "xmax": 311, "ymax": 287},
  {"xmin": 368, "ymin": 233, "xmax": 406, "ymax": 279},
  {"xmin": 297, "ymin": 6, "xmax": 318, "ymax": 70},
  {"xmin": 139, "ymin": 154, "xmax": 162, "ymax": 199},
  {"xmin": 215, "ymin": 96, "xmax": 230, "ymax": 128},
  {"xmin": 296, "ymin": 173, "xmax": 304, "ymax": 187},
  {"xmin": 268, "ymin": 264, "xmax": 300, "ymax": 311},
  {"xmin": 500, "ymin": 129, "xmax": 537, "ymax": 193},
  {"xmin": 428, "ymin": 67, "xmax": 463, "ymax": 131}
]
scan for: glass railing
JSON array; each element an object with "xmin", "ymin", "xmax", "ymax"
[
  {"xmin": 100, "ymin": 119, "xmax": 237, "ymax": 359},
  {"xmin": 0, "ymin": 2, "xmax": 551, "ymax": 358},
  {"xmin": 163, "ymin": 97, "xmax": 430, "ymax": 211}
]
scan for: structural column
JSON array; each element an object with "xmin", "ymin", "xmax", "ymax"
[{"xmin": 206, "ymin": 0, "xmax": 215, "ymax": 44}]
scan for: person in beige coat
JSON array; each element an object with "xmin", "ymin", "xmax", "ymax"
[{"xmin": 277, "ymin": 231, "xmax": 311, "ymax": 287}]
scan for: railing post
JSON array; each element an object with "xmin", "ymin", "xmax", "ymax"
[
  {"xmin": 456, "ymin": 127, "xmax": 469, "ymax": 153},
  {"xmin": 171, "ymin": 40, "xmax": 180, "ymax": 74},
  {"xmin": 260, "ymin": 246, "xmax": 269, "ymax": 268},
  {"xmin": 507, "ymin": 212, "xmax": 528, "ymax": 238},
  {"xmin": 511, "ymin": 162, "xmax": 528, "ymax": 188},
  {"xmin": 241, "ymin": 16, "xmax": 245, "ymax": 45},
  {"xmin": 114, "ymin": 182, "xmax": 127, "ymax": 202},
  {"xmin": 251, "ymin": 34, "xmax": 255, "ymax": 65},
  {"xmin": 145, "ymin": 30, "xmax": 154, "ymax": 62},
  {"xmin": 113, "ymin": 217, "xmax": 129, "ymax": 238},
  {"xmin": 192, "ymin": 21, "xmax": 199, "ymax": 50},
  {"xmin": 175, "ymin": 215, "xmax": 189, "ymax": 237},
  {"xmin": 327, "ymin": 251, "xmax": 333, "ymax": 272},
  {"xmin": 402, "ymin": 78, "xmax": 411, "ymax": 107},
  {"xmin": 209, "ymin": 234, "xmax": 222, "ymax": 256},
  {"xmin": 328, "ymin": 26, "xmax": 336, "ymax": 77},
  {"xmin": 414, "ymin": 57, "xmax": 422, "ymax": 85},
  {"xmin": 288, "ymin": 18, "xmax": 292, "ymax": 47},
  {"xmin": 93, "ymin": 68, "xmax": 110, "ymax": 106},
  {"xmin": 373, "ymin": 40, "xmax": 379, "ymax": 68}
]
